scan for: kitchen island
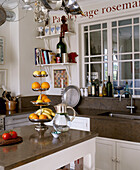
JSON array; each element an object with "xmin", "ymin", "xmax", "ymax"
[{"xmin": 0, "ymin": 125, "xmax": 97, "ymax": 170}]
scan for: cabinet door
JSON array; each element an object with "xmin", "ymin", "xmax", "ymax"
[
  {"xmin": 117, "ymin": 142, "xmax": 140, "ymax": 170},
  {"xmin": 95, "ymin": 137, "xmax": 116, "ymax": 170}
]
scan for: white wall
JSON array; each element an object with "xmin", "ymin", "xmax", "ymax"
[{"xmin": 0, "ymin": 0, "xmax": 140, "ymax": 96}]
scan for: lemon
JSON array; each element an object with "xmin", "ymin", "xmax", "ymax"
[
  {"xmin": 33, "ymin": 71, "xmax": 41, "ymax": 76},
  {"xmin": 41, "ymin": 71, "xmax": 47, "ymax": 76}
]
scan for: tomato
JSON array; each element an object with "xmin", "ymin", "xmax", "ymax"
[
  {"xmin": 2, "ymin": 133, "xmax": 11, "ymax": 140},
  {"xmin": 9, "ymin": 131, "xmax": 17, "ymax": 139}
]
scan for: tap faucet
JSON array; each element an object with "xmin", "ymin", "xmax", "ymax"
[{"xmin": 119, "ymin": 91, "xmax": 135, "ymax": 114}]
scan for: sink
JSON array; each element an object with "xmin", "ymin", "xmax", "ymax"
[{"xmin": 98, "ymin": 112, "xmax": 140, "ymax": 120}]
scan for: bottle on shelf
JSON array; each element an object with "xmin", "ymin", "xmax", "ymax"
[
  {"xmin": 92, "ymin": 79, "xmax": 96, "ymax": 97},
  {"xmin": 87, "ymin": 79, "xmax": 92, "ymax": 96},
  {"xmin": 99, "ymin": 81, "xmax": 103, "ymax": 97},
  {"xmin": 125, "ymin": 81, "xmax": 129, "ymax": 98},
  {"xmin": 95, "ymin": 80, "xmax": 99, "ymax": 97},
  {"xmin": 102, "ymin": 81, "xmax": 107, "ymax": 97},
  {"xmin": 106, "ymin": 76, "xmax": 112, "ymax": 97},
  {"xmin": 56, "ymin": 33, "xmax": 67, "ymax": 63}
]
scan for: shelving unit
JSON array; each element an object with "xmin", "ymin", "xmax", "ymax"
[{"xmin": 35, "ymin": 30, "xmax": 77, "ymax": 85}]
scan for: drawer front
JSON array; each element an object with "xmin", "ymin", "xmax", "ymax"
[
  {"xmin": 5, "ymin": 113, "xmax": 31, "ymax": 125},
  {"xmin": 5, "ymin": 121, "xmax": 32, "ymax": 130}
]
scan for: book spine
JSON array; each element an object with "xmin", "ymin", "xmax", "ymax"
[
  {"xmin": 35, "ymin": 48, "xmax": 37, "ymax": 65},
  {"xmin": 46, "ymin": 50, "xmax": 50, "ymax": 64},
  {"xmin": 42, "ymin": 50, "xmax": 46, "ymax": 64},
  {"xmin": 39, "ymin": 49, "xmax": 42, "ymax": 64},
  {"xmin": 43, "ymin": 51, "xmax": 48, "ymax": 64}
]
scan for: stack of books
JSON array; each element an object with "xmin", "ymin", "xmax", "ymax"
[{"xmin": 35, "ymin": 48, "xmax": 56, "ymax": 65}]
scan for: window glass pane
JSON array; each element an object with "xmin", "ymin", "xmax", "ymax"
[
  {"xmin": 91, "ymin": 57, "xmax": 101, "ymax": 62},
  {"xmin": 85, "ymin": 58, "xmax": 89, "ymax": 62},
  {"xmin": 134, "ymin": 25, "xmax": 139, "ymax": 52},
  {"xmin": 119, "ymin": 62, "xmax": 132, "ymax": 79},
  {"xmin": 135, "ymin": 80, "xmax": 140, "ymax": 88},
  {"xmin": 135, "ymin": 54, "xmax": 140, "ymax": 59},
  {"xmin": 113, "ymin": 62, "xmax": 118, "ymax": 80},
  {"xmin": 120, "ymin": 80, "xmax": 133, "ymax": 88},
  {"xmin": 90, "ymin": 24, "xmax": 101, "ymax": 30},
  {"xmin": 104, "ymin": 56, "xmax": 108, "ymax": 61},
  {"xmin": 112, "ymin": 54, "xmax": 118, "ymax": 61},
  {"xmin": 112, "ymin": 21, "xmax": 117, "ymax": 27},
  {"xmin": 119, "ymin": 26, "xmax": 132, "ymax": 53},
  {"xmin": 119, "ymin": 54, "xmax": 132, "ymax": 60},
  {"xmin": 85, "ymin": 64, "xmax": 89, "ymax": 86},
  {"xmin": 91, "ymin": 63, "xmax": 102, "ymax": 82},
  {"xmin": 119, "ymin": 19, "xmax": 132, "ymax": 26},
  {"xmin": 90, "ymin": 31, "xmax": 101, "ymax": 55},
  {"xmin": 112, "ymin": 29, "xmax": 117, "ymax": 53},
  {"xmin": 135, "ymin": 90, "xmax": 140, "ymax": 95},
  {"xmin": 103, "ymin": 30, "xmax": 107, "ymax": 54},
  {"xmin": 135, "ymin": 61, "xmax": 140, "ymax": 79},
  {"xmin": 84, "ymin": 33, "xmax": 88, "ymax": 56},
  {"xmin": 84, "ymin": 26, "xmax": 88, "ymax": 31},
  {"xmin": 102, "ymin": 23, "xmax": 107, "ymax": 28},
  {"xmin": 134, "ymin": 18, "xmax": 139, "ymax": 24},
  {"xmin": 103, "ymin": 63, "xmax": 108, "ymax": 81}
]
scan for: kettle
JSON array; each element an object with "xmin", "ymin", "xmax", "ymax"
[{"xmin": 53, "ymin": 103, "xmax": 76, "ymax": 132}]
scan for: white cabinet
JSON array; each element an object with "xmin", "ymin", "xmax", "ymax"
[
  {"xmin": 117, "ymin": 142, "xmax": 140, "ymax": 170},
  {"xmin": 96, "ymin": 137, "xmax": 140, "ymax": 170},
  {"xmin": 96, "ymin": 138, "xmax": 116, "ymax": 170}
]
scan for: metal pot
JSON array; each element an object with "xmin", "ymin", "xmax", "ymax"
[{"xmin": 5, "ymin": 101, "xmax": 17, "ymax": 111}]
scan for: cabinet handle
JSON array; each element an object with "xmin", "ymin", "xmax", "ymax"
[
  {"xmin": 116, "ymin": 159, "xmax": 120, "ymax": 163},
  {"xmin": 112, "ymin": 158, "xmax": 116, "ymax": 162}
]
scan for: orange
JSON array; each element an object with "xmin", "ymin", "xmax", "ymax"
[
  {"xmin": 41, "ymin": 82, "xmax": 50, "ymax": 89},
  {"xmin": 42, "ymin": 95, "xmax": 48, "ymax": 102},
  {"xmin": 29, "ymin": 113, "xmax": 36, "ymax": 119},
  {"xmin": 44, "ymin": 98, "xmax": 51, "ymax": 103},
  {"xmin": 29, "ymin": 114, "xmax": 39, "ymax": 119},
  {"xmin": 32, "ymin": 82, "xmax": 40, "ymax": 89},
  {"xmin": 39, "ymin": 114, "xmax": 47, "ymax": 119}
]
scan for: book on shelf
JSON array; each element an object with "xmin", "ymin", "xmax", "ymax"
[
  {"xmin": 48, "ymin": 52, "xmax": 56, "ymax": 64},
  {"xmin": 35, "ymin": 48, "xmax": 52, "ymax": 65}
]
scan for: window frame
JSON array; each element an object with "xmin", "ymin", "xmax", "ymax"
[{"xmin": 81, "ymin": 15, "xmax": 140, "ymax": 98}]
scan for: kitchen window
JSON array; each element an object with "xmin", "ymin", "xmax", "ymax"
[{"xmin": 82, "ymin": 15, "xmax": 140, "ymax": 97}]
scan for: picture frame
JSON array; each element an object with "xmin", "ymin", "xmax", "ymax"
[
  {"xmin": 0, "ymin": 69, "xmax": 7, "ymax": 89},
  {"xmin": 0, "ymin": 37, "xmax": 4, "ymax": 65},
  {"xmin": 53, "ymin": 69, "xmax": 68, "ymax": 88}
]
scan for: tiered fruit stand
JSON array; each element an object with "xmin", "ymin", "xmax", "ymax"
[{"xmin": 29, "ymin": 68, "xmax": 53, "ymax": 131}]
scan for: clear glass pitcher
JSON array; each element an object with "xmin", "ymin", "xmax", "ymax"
[{"xmin": 53, "ymin": 103, "xmax": 76, "ymax": 132}]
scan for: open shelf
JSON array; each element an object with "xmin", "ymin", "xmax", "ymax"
[
  {"xmin": 36, "ymin": 32, "xmax": 75, "ymax": 39},
  {"xmin": 35, "ymin": 63, "xmax": 76, "ymax": 67}
]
